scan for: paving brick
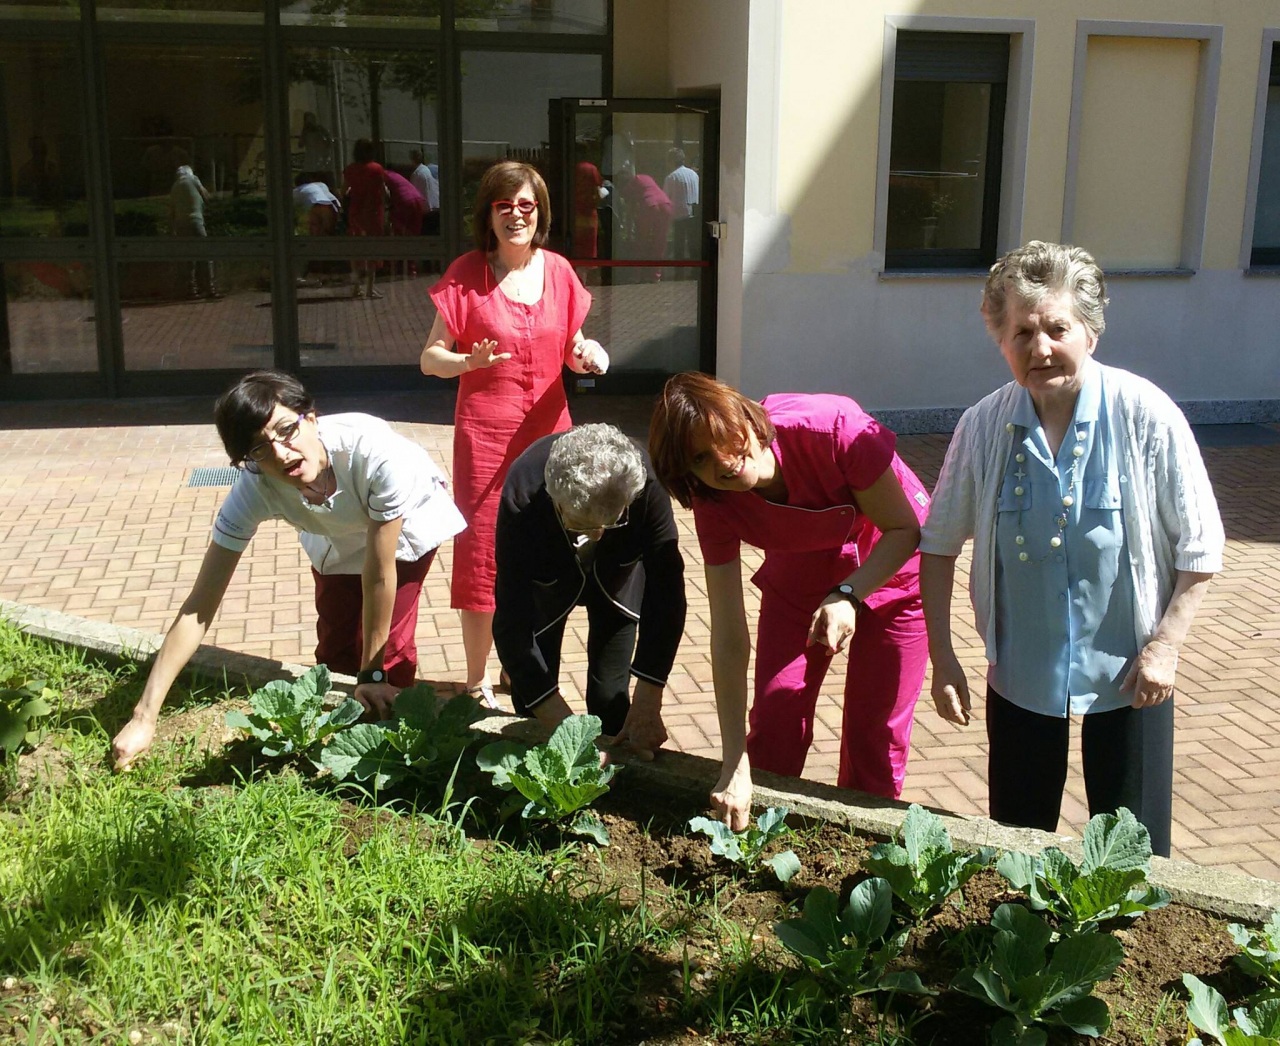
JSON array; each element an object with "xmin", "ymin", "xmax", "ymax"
[{"xmin": 3, "ymin": 394, "xmax": 1279, "ymax": 881}]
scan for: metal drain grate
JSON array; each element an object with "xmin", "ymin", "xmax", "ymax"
[{"xmin": 187, "ymin": 466, "xmax": 240, "ymax": 488}]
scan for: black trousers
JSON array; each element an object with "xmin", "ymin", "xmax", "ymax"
[
  {"xmin": 529, "ymin": 584, "xmax": 636, "ymax": 736},
  {"xmin": 985, "ymin": 686, "xmax": 1174, "ymax": 857}
]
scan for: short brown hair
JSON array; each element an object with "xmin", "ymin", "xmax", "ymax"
[
  {"xmin": 649, "ymin": 371, "xmax": 775, "ymax": 509},
  {"xmin": 214, "ymin": 369, "xmax": 314, "ymax": 466},
  {"xmin": 472, "ymin": 161, "xmax": 551, "ymax": 253}
]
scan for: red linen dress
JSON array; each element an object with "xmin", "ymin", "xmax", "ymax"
[{"xmin": 429, "ymin": 249, "xmax": 592, "ymax": 611}]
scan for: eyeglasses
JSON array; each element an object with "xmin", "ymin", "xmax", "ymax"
[
  {"xmin": 244, "ymin": 415, "xmax": 306, "ymax": 465},
  {"xmin": 492, "ymin": 198, "xmax": 538, "ymax": 217},
  {"xmin": 556, "ymin": 502, "xmax": 629, "ymax": 534}
]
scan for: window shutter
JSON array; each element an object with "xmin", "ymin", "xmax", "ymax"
[{"xmin": 895, "ymin": 32, "xmax": 1009, "ymax": 83}]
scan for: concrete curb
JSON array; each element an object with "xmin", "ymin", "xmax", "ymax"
[{"xmin": 5, "ymin": 598, "xmax": 1279, "ymax": 923}]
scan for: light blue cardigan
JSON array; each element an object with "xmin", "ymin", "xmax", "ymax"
[{"xmin": 920, "ymin": 363, "xmax": 1224, "ymax": 664}]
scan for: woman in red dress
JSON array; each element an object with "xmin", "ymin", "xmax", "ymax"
[
  {"xmin": 342, "ymin": 138, "xmax": 387, "ymax": 298},
  {"xmin": 419, "ymin": 161, "xmax": 609, "ymax": 707}
]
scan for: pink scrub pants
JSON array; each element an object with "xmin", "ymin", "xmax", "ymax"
[
  {"xmin": 311, "ymin": 549, "xmax": 436, "ymax": 686},
  {"xmin": 746, "ymin": 593, "xmax": 928, "ymax": 799}
]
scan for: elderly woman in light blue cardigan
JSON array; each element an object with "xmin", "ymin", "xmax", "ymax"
[{"xmin": 919, "ymin": 241, "xmax": 1223, "ymax": 857}]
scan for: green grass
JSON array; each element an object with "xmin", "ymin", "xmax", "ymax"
[{"xmin": 0, "ymin": 621, "xmax": 692, "ymax": 1043}]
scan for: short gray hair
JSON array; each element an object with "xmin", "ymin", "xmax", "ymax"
[
  {"xmin": 981, "ymin": 240, "xmax": 1109, "ymax": 340},
  {"xmin": 545, "ymin": 424, "xmax": 646, "ymax": 523}
]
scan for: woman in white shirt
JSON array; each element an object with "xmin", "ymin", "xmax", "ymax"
[{"xmin": 111, "ymin": 370, "xmax": 465, "ymax": 769}]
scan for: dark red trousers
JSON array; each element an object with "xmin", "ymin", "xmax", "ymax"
[{"xmin": 311, "ymin": 549, "xmax": 436, "ymax": 686}]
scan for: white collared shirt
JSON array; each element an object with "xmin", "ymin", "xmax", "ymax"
[{"xmin": 212, "ymin": 413, "xmax": 466, "ymax": 574}]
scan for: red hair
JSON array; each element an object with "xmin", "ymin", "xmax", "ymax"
[{"xmin": 648, "ymin": 372, "xmax": 775, "ymax": 508}]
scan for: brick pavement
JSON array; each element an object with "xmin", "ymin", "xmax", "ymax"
[{"xmin": 1, "ymin": 392, "xmax": 1277, "ymax": 880}]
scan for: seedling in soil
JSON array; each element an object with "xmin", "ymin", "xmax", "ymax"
[
  {"xmin": 774, "ymin": 878, "xmax": 933, "ymax": 998},
  {"xmin": 225, "ymin": 664, "xmax": 362, "ymax": 769},
  {"xmin": 320, "ymin": 684, "xmax": 482, "ymax": 790},
  {"xmin": 0, "ymin": 668, "xmax": 57, "ymax": 760},
  {"xmin": 1183, "ymin": 973, "xmax": 1280, "ymax": 1046},
  {"xmin": 863, "ymin": 803, "xmax": 994, "ymax": 919},
  {"xmin": 476, "ymin": 714, "xmax": 616, "ymax": 845},
  {"xmin": 952, "ymin": 902, "xmax": 1124, "ymax": 1044},
  {"xmin": 1229, "ymin": 910, "xmax": 1280, "ymax": 997},
  {"xmin": 996, "ymin": 807, "xmax": 1170, "ymax": 936},
  {"xmin": 688, "ymin": 806, "xmax": 801, "ymax": 883}
]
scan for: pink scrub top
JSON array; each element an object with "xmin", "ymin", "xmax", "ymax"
[{"xmin": 692, "ymin": 393, "xmax": 929, "ymax": 616}]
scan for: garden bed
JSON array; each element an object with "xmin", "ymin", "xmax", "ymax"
[{"xmin": 1, "ymin": 614, "xmax": 1276, "ymax": 1044}]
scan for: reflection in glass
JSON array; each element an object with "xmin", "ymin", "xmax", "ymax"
[
  {"xmin": 461, "ymin": 50, "xmax": 601, "ymax": 238},
  {"xmin": 119, "ymin": 259, "xmax": 271, "ymax": 370},
  {"xmin": 104, "ymin": 43, "xmax": 267, "ymax": 237},
  {"xmin": 0, "ymin": 41, "xmax": 86, "ymax": 238},
  {"xmin": 0, "ymin": 0, "xmax": 77, "ymax": 18},
  {"xmin": 288, "ymin": 46, "xmax": 441, "ymax": 238},
  {"xmin": 296, "ymin": 268, "xmax": 439, "ymax": 365},
  {"xmin": 575, "ymin": 266, "xmax": 700, "ymax": 374},
  {"xmin": 456, "ymin": 0, "xmax": 605, "ymax": 35},
  {"xmin": 887, "ymin": 81, "xmax": 991, "ymax": 252},
  {"xmin": 281, "ymin": 0, "xmax": 440, "ymax": 29},
  {"xmin": 96, "ymin": 0, "xmax": 262, "ymax": 24},
  {"xmin": 569, "ymin": 110, "xmax": 704, "ymax": 277},
  {"xmin": 1, "ymin": 261, "xmax": 96, "ymax": 374}
]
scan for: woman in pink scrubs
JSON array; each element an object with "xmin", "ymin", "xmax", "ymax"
[{"xmin": 650, "ymin": 372, "xmax": 929, "ymax": 828}]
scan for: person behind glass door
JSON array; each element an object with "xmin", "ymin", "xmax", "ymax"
[
  {"xmin": 649, "ymin": 373, "xmax": 930, "ymax": 829},
  {"xmin": 919, "ymin": 240, "xmax": 1223, "ymax": 857},
  {"xmin": 409, "ymin": 149, "xmax": 440, "ymax": 236},
  {"xmin": 662, "ymin": 148, "xmax": 700, "ymax": 260},
  {"xmin": 342, "ymin": 138, "xmax": 387, "ymax": 299},
  {"xmin": 293, "ymin": 174, "xmax": 341, "ymax": 284},
  {"xmin": 418, "ymin": 161, "xmax": 609, "ymax": 710},
  {"xmin": 169, "ymin": 164, "xmax": 217, "ymax": 299},
  {"xmin": 110, "ymin": 369, "xmax": 465, "ymax": 771},
  {"xmin": 493, "ymin": 424, "xmax": 686, "ymax": 758}
]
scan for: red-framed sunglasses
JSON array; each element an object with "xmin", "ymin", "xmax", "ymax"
[{"xmin": 492, "ymin": 199, "xmax": 538, "ymax": 217}]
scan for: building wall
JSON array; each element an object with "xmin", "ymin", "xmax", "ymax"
[{"xmin": 721, "ymin": 0, "xmax": 1280, "ymax": 426}]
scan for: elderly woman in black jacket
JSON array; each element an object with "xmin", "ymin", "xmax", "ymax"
[{"xmin": 494, "ymin": 423, "xmax": 686, "ymax": 757}]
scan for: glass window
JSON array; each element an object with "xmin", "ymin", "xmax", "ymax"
[
  {"xmin": 118, "ymin": 259, "xmax": 272, "ymax": 370},
  {"xmin": 103, "ymin": 42, "xmax": 267, "ymax": 238},
  {"xmin": 288, "ymin": 45, "xmax": 442, "ymax": 237},
  {"xmin": 569, "ymin": 109, "xmax": 704, "ymax": 267},
  {"xmin": 296, "ymin": 269, "xmax": 439, "ymax": 365},
  {"xmin": 1252, "ymin": 44, "xmax": 1280, "ymax": 266},
  {"xmin": 886, "ymin": 32, "xmax": 1008, "ymax": 270},
  {"xmin": 574, "ymin": 266, "xmax": 702, "ymax": 376},
  {"xmin": 0, "ymin": 40, "xmax": 87, "ymax": 238},
  {"xmin": 281, "ymin": 0, "xmax": 440, "ymax": 30},
  {"xmin": 456, "ymin": 0, "xmax": 606, "ymax": 35},
  {"xmin": 96, "ymin": 0, "xmax": 262, "ymax": 25},
  {"xmin": 0, "ymin": 0, "xmax": 78, "ymax": 19},
  {"xmin": 1, "ymin": 261, "xmax": 97, "ymax": 374},
  {"xmin": 461, "ymin": 50, "xmax": 601, "ymax": 239}
]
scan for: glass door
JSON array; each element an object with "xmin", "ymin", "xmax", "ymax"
[{"xmin": 552, "ymin": 98, "xmax": 718, "ymax": 393}]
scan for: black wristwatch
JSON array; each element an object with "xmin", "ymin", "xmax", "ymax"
[
  {"xmin": 829, "ymin": 583, "xmax": 864, "ymax": 610},
  {"xmin": 356, "ymin": 668, "xmax": 386, "ymax": 685}
]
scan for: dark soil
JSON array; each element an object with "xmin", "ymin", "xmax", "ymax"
[{"xmin": 565, "ymin": 785, "xmax": 1248, "ymax": 1045}]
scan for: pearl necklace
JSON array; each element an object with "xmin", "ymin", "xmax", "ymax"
[{"xmin": 1011, "ymin": 426, "xmax": 1086, "ymax": 564}]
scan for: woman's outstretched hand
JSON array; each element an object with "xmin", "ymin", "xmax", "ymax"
[
  {"xmin": 571, "ymin": 339, "xmax": 609, "ymax": 375},
  {"xmin": 467, "ymin": 339, "xmax": 512, "ymax": 370},
  {"xmin": 710, "ymin": 755, "xmax": 752, "ymax": 831}
]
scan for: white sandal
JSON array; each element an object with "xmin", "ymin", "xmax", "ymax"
[{"xmin": 465, "ymin": 683, "xmax": 501, "ymax": 711}]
